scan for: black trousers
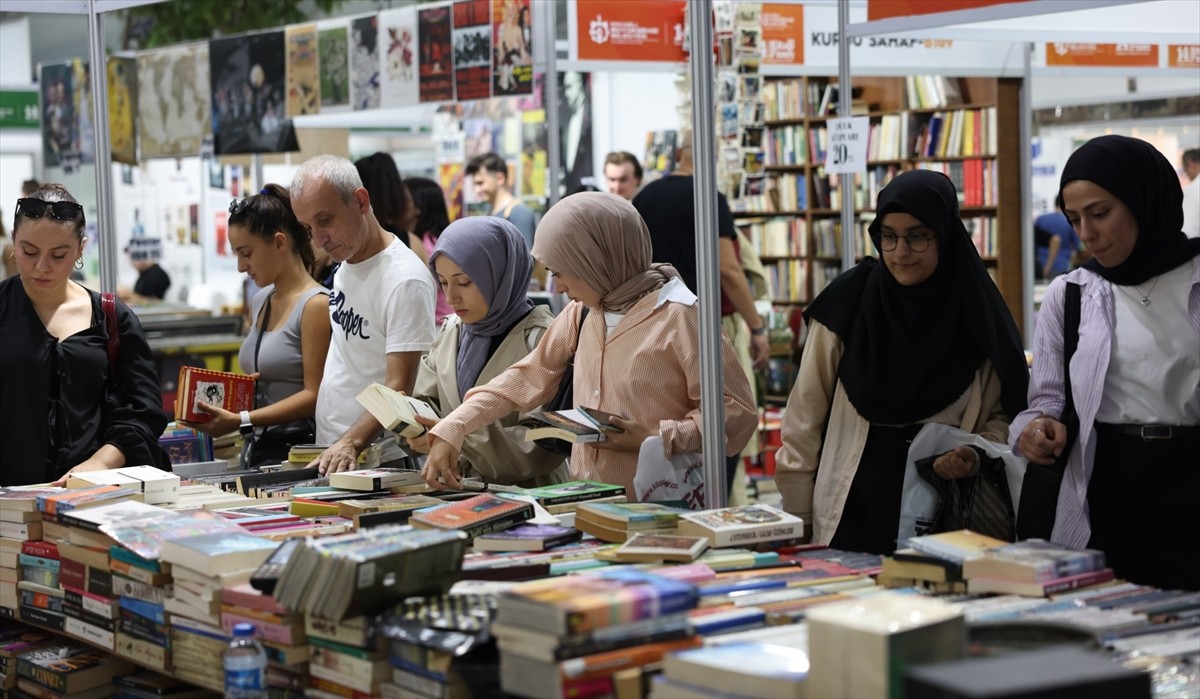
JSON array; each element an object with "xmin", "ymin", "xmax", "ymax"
[
  {"xmin": 830, "ymin": 424, "xmax": 922, "ymax": 555},
  {"xmin": 1087, "ymin": 429, "xmax": 1200, "ymax": 591}
]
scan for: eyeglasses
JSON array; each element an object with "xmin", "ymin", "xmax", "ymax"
[
  {"xmin": 879, "ymin": 231, "xmax": 936, "ymax": 253},
  {"xmin": 16, "ymin": 198, "xmax": 84, "ymax": 222},
  {"xmin": 228, "ymin": 198, "xmax": 252, "ymax": 216}
]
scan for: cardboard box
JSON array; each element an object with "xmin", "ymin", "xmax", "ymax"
[
  {"xmin": 65, "ymin": 471, "xmax": 141, "ymax": 490},
  {"xmin": 117, "ymin": 466, "xmax": 181, "ymax": 504}
]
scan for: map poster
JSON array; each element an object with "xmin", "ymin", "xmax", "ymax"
[
  {"xmin": 107, "ymin": 56, "xmax": 138, "ymax": 165},
  {"xmin": 419, "ymin": 5, "xmax": 455, "ymax": 102},
  {"xmin": 137, "ymin": 43, "xmax": 211, "ymax": 159},
  {"xmin": 39, "ymin": 61, "xmax": 74, "ymax": 167},
  {"xmin": 318, "ymin": 24, "xmax": 350, "ymax": 109},
  {"xmin": 379, "ymin": 7, "xmax": 419, "ymax": 109},
  {"xmin": 453, "ymin": 0, "xmax": 491, "ymax": 102},
  {"xmin": 351, "ymin": 15, "xmax": 381, "ymax": 110},
  {"xmin": 286, "ymin": 24, "xmax": 320, "ymax": 116},
  {"xmin": 210, "ymin": 31, "xmax": 299, "ymax": 155},
  {"xmin": 493, "ymin": 0, "xmax": 532, "ymax": 96}
]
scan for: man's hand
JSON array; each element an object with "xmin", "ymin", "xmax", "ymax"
[
  {"xmin": 750, "ymin": 331, "xmax": 770, "ymax": 370},
  {"xmin": 591, "ymin": 416, "xmax": 655, "ymax": 453},
  {"xmin": 1018, "ymin": 416, "xmax": 1069, "ymax": 466},
  {"xmin": 422, "ymin": 435, "xmax": 463, "ymax": 490},
  {"xmin": 314, "ymin": 439, "xmax": 360, "ymax": 475},
  {"xmin": 932, "ymin": 446, "xmax": 980, "ymax": 480},
  {"xmin": 405, "ymin": 414, "xmax": 440, "ymax": 455}
]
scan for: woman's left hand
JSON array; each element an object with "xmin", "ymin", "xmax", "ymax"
[
  {"xmin": 932, "ymin": 446, "xmax": 980, "ymax": 479},
  {"xmin": 405, "ymin": 415, "xmax": 440, "ymax": 455},
  {"xmin": 591, "ymin": 416, "xmax": 655, "ymax": 453},
  {"xmin": 51, "ymin": 459, "xmax": 109, "ymax": 487},
  {"xmin": 186, "ymin": 402, "xmax": 240, "ymax": 436}
]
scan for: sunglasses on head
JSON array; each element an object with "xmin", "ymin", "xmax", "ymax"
[
  {"xmin": 229, "ymin": 198, "xmax": 253, "ymax": 216},
  {"xmin": 16, "ymin": 197, "xmax": 84, "ymax": 222}
]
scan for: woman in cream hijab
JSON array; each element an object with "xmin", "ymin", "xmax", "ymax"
[{"xmin": 423, "ymin": 192, "xmax": 757, "ymax": 496}]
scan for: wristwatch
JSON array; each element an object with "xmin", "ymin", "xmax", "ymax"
[
  {"xmin": 750, "ymin": 326, "xmax": 768, "ymax": 337},
  {"xmin": 239, "ymin": 410, "xmax": 254, "ymax": 436}
]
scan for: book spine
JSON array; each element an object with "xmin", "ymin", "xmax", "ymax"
[
  {"xmin": 18, "ymin": 605, "xmax": 64, "ymax": 631},
  {"xmin": 221, "ymin": 611, "xmax": 302, "ymax": 645},
  {"xmin": 63, "ymin": 601, "xmax": 117, "ymax": 632},
  {"xmin": 1044, "ymin": 569, "xmax": 1115, "ymax": 595},
  {"xmin": 62, "ymin": 587, "xmax": 118, "ymax": 618},
  {"xmin": 120, "ymin": 608, "xmax": 171, "ymax": 647},
  {"xmin": 109, "ymin": 559, "xmax": 166, "ymax": 586},
  {"xmin": 64, "ymin": 614, "xmax": 115, "ymax": 649},
  {"xmin": 537, "ymin": 488, "xmax": 626, "ymax": 507},
  {"xmin": 111, "ymin": 574, "xmax": 166, "ymax": 604},
  {"xmin": 17, "ymin": 554, "xmax": 59, "ymax": 572},
  {"xmin": 712, "ymin": 521, "xmax": 804, "ymax": 547},
  {"xmin": 16, "ymin": 658, "xmax": 67, "ymax": 694},
  {"xmin": 19, "ymin": 590, "xmax": 63, "ymax": 613},
  {"xmin": 20, "ymin": 542, "xmax": 58, "ymax": 560},
  {"xmin": 462, "ymin": 506, "xmax": 536, "ymax": 540},
  {"xmin": 119, "ymin": 596, "xmax": 167, "ymax": 626},
  {"xmin": 114, "ymin": 633, "xmax": 170, "ymax": 671}
]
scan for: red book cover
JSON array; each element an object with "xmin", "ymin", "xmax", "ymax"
[
  {"xmin": 174, "ymin": 366, "xmax": 255, "ymax": 422},
  {"xmin": 409, "ymin": 494, "xmax": 532, "ymax": 532},
  {"xmin": 20, "ymin": 542, "xmax": 58, "ymax": 560}
]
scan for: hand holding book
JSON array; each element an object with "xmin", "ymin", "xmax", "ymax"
[
  {"xmin": 404, "ymin": 414, "xmax": 440, "ymax": 455},
  {"xmin": 591, "ymin": 415, "xmax": 655, "ymax": 453}
]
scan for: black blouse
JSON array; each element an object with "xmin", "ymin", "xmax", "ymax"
[{"xmin": 0, "ymin": 277, "xmax": 168, "ymax": 486}]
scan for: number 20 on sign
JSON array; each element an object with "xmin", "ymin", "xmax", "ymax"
[{"xmin": 825, "ymin": 117, "xmax": 870, "ymax": 175}]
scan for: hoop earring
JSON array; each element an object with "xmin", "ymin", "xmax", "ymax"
[{"xmin": 74, "ymin": 256, "xmax": 84, "ymax": 270}]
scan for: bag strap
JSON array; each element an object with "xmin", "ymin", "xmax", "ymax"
[
  {"xmin": 101, "ymin": 292, "xmax": 120, "ymax": 373},
  {"xmin": 1057, "ymin": 282, "xmax": 1082, "ymax": 465},
  {"xmin": 251, "ymin": 291, "xmax": 274, "ymax": 412}
]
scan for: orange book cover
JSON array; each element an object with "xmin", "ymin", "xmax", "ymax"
[
  {"xmin": 556, "ymin": 636, "xmax": 701, "ymax": 682},
  {"xmin": 409, "ymin": 494, "xmax": 530, "ymax": 531},
  {"xmin": 174, "ymin": 366, "xmax": 255, "ymax": 422}
]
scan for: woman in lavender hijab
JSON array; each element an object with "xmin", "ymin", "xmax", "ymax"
[{"xmin": 406, "ymin": 217, "xmax": 568, "ymax": 487}]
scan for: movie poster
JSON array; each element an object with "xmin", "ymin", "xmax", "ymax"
[
  {"xmin": 107, "ymin": 57, "xmax": 138, "ymax": 165},
  {"xmin": 210, "ymin": 31, "xmax": 298, "ymax": 155},
  {"xmin": 318, "ymin": 24, "xmax": 350, "ymax": 109},
  {"xmin": 137, "ymin": 43, "xmax": 211, "ymax": 159},
  {"xmin": 351, "ymin": 15, "xmax": 381, "ymax": 110},
  {"xmin": 418, "ymin": 5, "xmax": 454, "ymax": 102},
  {"xmin": 453, "ymin": 0, "xmax": 491, "ymax": 102},
  {"xmin": 493, "ymin": 0, "xmax": 532, "ymax": 96},
  {"xmin": 439, "ymin": 162, "xmax": 465, "ymax": 221},
  {"xmin": 558, "ymin": 71, "xmax": 593, "ymax": 196},
  {"xmin": 379, "ymin": 7, "xmax": 418, "ymax": 109},
  {"xmin": 286, "ymin": 24, "xmax": 320, "ymax": 116},
  {"xmin": 39, "ymin": 62, "xmax": 74, "ymax": 168}
]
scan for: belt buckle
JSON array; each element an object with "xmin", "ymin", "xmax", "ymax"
[{"xmin": 1141, "ymin": 425, "xmax": 1172, "ymax": 440}]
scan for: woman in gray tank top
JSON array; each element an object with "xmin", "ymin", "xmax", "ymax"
[{"xmin": 185, "ymin": 185, "xmax": 331, "ymax": 468}]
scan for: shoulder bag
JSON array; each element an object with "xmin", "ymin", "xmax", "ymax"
[
  {"xmin": 243, "ymin": 292, "xmax": 315, "ymax": 469},
  {"xmin": 533, "ymin": 306, "xmax": 590, "ymax": 456}
]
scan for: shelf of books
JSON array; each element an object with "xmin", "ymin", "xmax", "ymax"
[{"xmin": 734, "ymin": 75, "xmax": 1024, "ymax": 335}]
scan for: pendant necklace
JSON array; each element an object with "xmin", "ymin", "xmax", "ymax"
[{"xmin": 1130, "ymin": 276, "xmax": 1160, "ymax": 307}]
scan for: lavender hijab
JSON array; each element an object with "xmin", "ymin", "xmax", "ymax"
[{"xmin": 429, "ymin": 217, "xmax": 534, "ymax": 400}]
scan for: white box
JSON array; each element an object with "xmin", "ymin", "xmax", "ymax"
[
  {"xmin": 116, "ymin": 466, "xmax": 182, "ymax": 505},
  {"xmin": 65, "ymin": 470, "xmax": 141, "ymax": 490}
]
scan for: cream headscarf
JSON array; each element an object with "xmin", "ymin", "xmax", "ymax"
[{"xmin": 531, "ymin": 192, "xmax": 679, "ymax": 313}]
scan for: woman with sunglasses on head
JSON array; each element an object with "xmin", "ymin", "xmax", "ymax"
[
  {"xmin": 0, "ymin": 184, "xmax": 168, "ymax": 486},
  {"xmin": 1011, "ymin": 136, "xmax": 1200, "ymax": 590},
  {"xmin": 184, "ymin": 186, "xmax": 331, "ymax": 469},
  {"xmin": 774, "ymin": 170, "xmax": 1028, "ymax": 554}
]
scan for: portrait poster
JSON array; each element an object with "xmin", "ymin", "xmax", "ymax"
[
  {"xmin": 71, "ymin": 59, "xmax": 95, "ymax": 166},
  {"xmin": 379, "ymin": 7, "xmax": 419, "ymax": 109},
  {"xmin": 453, "ymin": 0, "xmax": 491, "ymax": 102},
  {"xmin": 137, "ymin": 43, "xmax": 211, "ymax": 159},
  {"xmin": 351, "ymin": 15, "xmax": 381, "ymax": 110},
  {"xmin": 419, "ymin": 6, "xmax": 455, "ymax": 102},
  {"xmin": 557, "ymin": 71, "xmax": 593, "ymax": 196},
  {"xmin": 439, "ymin": 162, "xmax": 464, "ymax": 221},
  {"xmin": 318, "ymin": 23, "xmax": 350, "ymax": 109},
  {"xmin": 39, "ymin": 61, "xmax": 74, "ymax": 168},
  {"xmin": 107, "ymin": 57, "xmax": 138, "ymax": 165},
  {"xmin": 210, "ymin": 31, "xmax": 299, "ymax": 155},
  {"xmin": 493, "ymin": 0, "xmax": 532, "ymax": 96},
  {"xmin": 286, "ymin": 24, "xmax": 320, "ymax": 116}
]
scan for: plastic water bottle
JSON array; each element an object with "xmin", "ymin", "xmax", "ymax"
[{"xmin": 224, "ymin": 622, "xmax": 268, "ymax": 698}]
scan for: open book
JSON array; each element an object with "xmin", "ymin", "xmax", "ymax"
[
  {"xmin": 354, "ymin": 383, "xmax": 440, "ymax": 439},
  {"xmin": 524, "ymin": 407, "xmax": 625, "ymax": 445}
]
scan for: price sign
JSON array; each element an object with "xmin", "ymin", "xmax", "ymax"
[{"xmin": 824, "ymin": 116, "xmax": 869, "ymax": 175}]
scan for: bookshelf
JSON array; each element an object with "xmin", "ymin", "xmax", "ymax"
[{"xmin": 734, "ymin": 74, "xmax": 1024, "ymax": 333}]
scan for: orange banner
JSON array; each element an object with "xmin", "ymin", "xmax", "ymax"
[
  {"xmin": 868, "ymin": 0, "xmax": 1030, "ymax": 22},
  {"xmin": 1168, "ymin": 44, "xmax": 1200, "ymax": 69},
  {"xmin": 575, "ymin": 0, "xmax": 687, "ymax": 62},
  {"xmin": 761, "ymin": 4, "xmax": 804, "ymax": 65},
  {"xmin": 1046, "ymin": 43, "xmax": 1159, "ymax": 68}
]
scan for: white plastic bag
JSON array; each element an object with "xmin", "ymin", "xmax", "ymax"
[
  {"xmin": 633, "ymin": 436, "xmax": 706, "ymax": 509},
  {"xmin": 897, "ymin": 423, "xmax": 1028, "ymax": 544}
]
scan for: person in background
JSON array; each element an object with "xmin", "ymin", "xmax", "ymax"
[
  {"xmin": 354, "ymin": 152, "xmax": 428, "ymax": 263},
  {"xmin": 603, "ymin": 151, "xmax": 643, "ymax": 201},
  {"xmin": 21, "ymin": 179, "xmax": 40, "ymax": 198},
  {"xmin": 291, "ymin": 156, "xmax": 436, "ymax": 474},
  {"xmin": 422, "ymin": 192, "xmax": 757, "ymax": 496},
  {"xmin": 0, "ymin": 184, "xmax": 168, "ymax": 486},
  {"xmin": 1012, "ymin": 135, "xmax": 1200, "ymax": 591},
  {"xmin": 183, "ymin": 185, "xmax": 331, "ymax": 469},
  {"xmin": 118, "ymin": 237, "xmax": 171, "ymax": 303},
  {"xmin": 467, "ymin": 152, "xmax": 536, "ymax": 251},
  {"xmin": 1182, "ymin": 147, "xmax": 1199, "ymax": 238},
  {"xmin": 0, "ymin": 214, "xmax": 16, "ymax": 278},
  {"xmin": 406, "ymin": 217, "xmax": 568, "ymax": 487},
  {"xmin": 1034, "ymin": 211, "xmax": 1080, "ymax": 281},
  {"xmin": 406, "ymin": 177, "xmax": 455, "ymax": 326},
  {"xmin": 775, "ymin": 170, "xmax": 1028, "ymax": 554}
]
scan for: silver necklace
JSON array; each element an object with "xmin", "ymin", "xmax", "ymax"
[{"xmin": 1128, "ymin": 276, "xmax": 1161, "ymax": 307}]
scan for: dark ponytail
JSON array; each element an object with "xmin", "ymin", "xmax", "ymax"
[{"xmin": 229, "ymin": 184, "xmax": 314, "ymax": 269}]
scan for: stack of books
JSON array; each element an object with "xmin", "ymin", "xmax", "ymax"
[
  {"xmin": 221, "ymin": 582, "xmax": 309, "ymax": 695},
  {"xmin": 962, "ymin": 539, "xmax": 1114, "ymax": 597},
  {"xmin": 286, "ymin": 443, "xmax": 382, "ymax": 470},
  {"xmin": 879, "ymin": 547, "xmax": 968, "ymax": 593},
  {"xmin": 522, "ymin": 480, "xmax": 627, "ymax": 528},
  {"xmin": 573, "ymin": 502, "xmax": 690, "ymax": 543},
  {"xmin": 493, "ymin": 568, "xmax": 703, "ymax": 698},
  {"xmin": 0, "ymin": 487, "xmax": 63, "ymax": 622},
  {"xmin": 0, "ymin": 620, "xmax": 54, "ymax": 692},
  {"xmin": 338, "ymin": 494, "xmax": 445, "ymax": 530},
  {"xmin": 13, "ymin": 639, "xmax": 134, "ymax": 698}
]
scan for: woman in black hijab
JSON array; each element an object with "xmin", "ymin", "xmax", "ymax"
[
  {"xmin": 774, "ymin": 169, "xmax": 1028, "ymax": 554},
  {"xmin": 1012, "ymin": 135, "xmax": 1200, "ymax": 590}
]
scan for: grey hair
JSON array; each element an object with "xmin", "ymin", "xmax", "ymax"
[{"xmin": 291, "ymin": 155, "xmax": 363, "ymax": 203}]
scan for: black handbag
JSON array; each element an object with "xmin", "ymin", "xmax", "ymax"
[
  {"xmin": 1016, "ymin": 282, "xmax": 1081, "ymax": 541},
  {"xmin": 242, "ymin": 292, "xmax": 316, "ymax": 469},
  {"xmin": 917, "ymin": 448, "xmax": 1016, "ymax": 542},
  {"xmin": 533, "ymin": 307, "xmax": 590, "ymax": 456}
]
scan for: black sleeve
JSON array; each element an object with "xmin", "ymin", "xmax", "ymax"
[
  {"xmin": 716, "ymin": 193, "xmax": 737, "ymax": 240},
  {"xmin": 134, "ymin": 265, "xmax": 171, "ymax": 300},
  {"xmin": 101, "ymin": 300, "xmax": 169, "ymax": 467}
]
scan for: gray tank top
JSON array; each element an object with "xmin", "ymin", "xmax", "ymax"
[{"xmin": 238, "ymin": 285, "xmax": 328, "ymax": 433}]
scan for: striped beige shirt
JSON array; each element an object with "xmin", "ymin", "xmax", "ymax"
[{"xmin": 429, "ymin": 291, "xmax": 758, "ymax": 495}]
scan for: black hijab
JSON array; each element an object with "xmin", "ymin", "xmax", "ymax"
[
  {"xmin": 804, "ymin": 169, "xmax": 1028, "ymax": 425},
  {"xmin": 1058, "ymin": 134, "xmax": 1200, "ymax": 286}
]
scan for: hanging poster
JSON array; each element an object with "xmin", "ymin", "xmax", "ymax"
[
  {"xmin": 558, "ymin": 71, "xmax": 593, "ymax": 197},
  {"xmin": 137, "ymin": 43, "xmax": 211, "ymax": 159},
  {"xmin": 107, "ymin": 57, "xmax": 138, "ymax": 165},
  {"xmin": 521, "ymin": 109, "xmax": 547, "ymax": 198},
  {"xmin": 1169, "ymin": 44, "xmax": 1200, "ymax": 68},
  {"xmin": 318, "ymin": 23, "xmax": 350, "ymax": 109},
  {"xmin": 572, "ymin": 0, "xmax": 686, "ymax": 63},
  {"xmin": 71, "ymin": 59, "xmax": 95, "ymax": 166},
  {"xmin": 454, "ymin": 0, "xmax": 491, "ymax": 101},
  {"xmin": 286, "ymin": 24, "xmax": 320, "ymax": 116},
  {"xmin": 351, "ymin": 15, "xmax": 382, "ymax": 110},
  {"xmin": 380, "ymin": 7, "xmax": 419, "ymax": 108},
  {"xmin": 1045, "ymin": 43, "xmax": 1159, "ymax": 68},
  {"xmin": 493, "ymin": 0, "xmax": 532, "ymax": 96},
  {"xmin": 419, "ymin": 6, "xmax": 455, "ymax": 102},
  {"xmin": 39, "ymin": 62, "xmax": 74, "ymax": 168},
  {"xmin": 761, "ymin": 3, "xmax": 804, "ymax": 65},
  {"xmin": 210, "ymin": 31, "xmax": 299, "ymax": 155},
  {"xmin": 439, "ymin": 162, "xmax": 465, "ymax": 221}
]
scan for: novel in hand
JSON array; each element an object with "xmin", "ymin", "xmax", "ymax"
[
  {"xmin": 524, "ymin": 408, "xmax": 624, "ymax": 445},
  {"xmin": 355, "ymin": 383, "xmax": 440, "ymax": 439},
  {"xmin": 174, "ymin": 366, "xmax": 255, "ymax": 423}
]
